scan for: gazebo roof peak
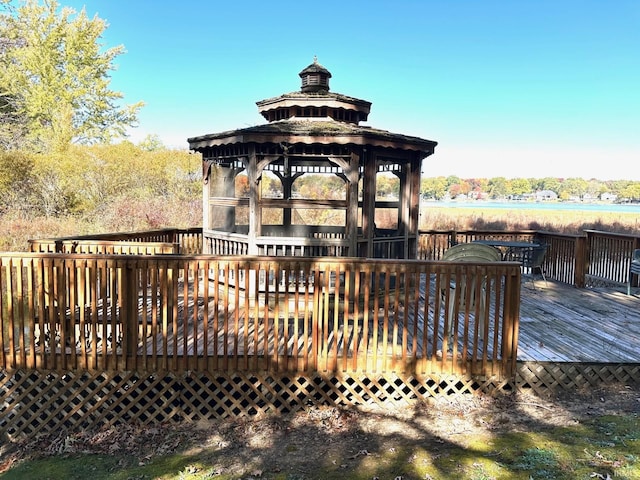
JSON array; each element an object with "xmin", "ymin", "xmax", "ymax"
[{"xmin": 299, "ymin": 56, "xmax": 332, "ymax": 93}]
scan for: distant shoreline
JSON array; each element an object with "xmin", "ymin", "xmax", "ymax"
[{"xmin": 421, "ymin": 200, "xmax": 640, "ymax": 214}]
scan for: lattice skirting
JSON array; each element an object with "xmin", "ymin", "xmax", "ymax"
[
  {"xmin": 517, "ymin": 362, "xmax": 640, "ymax": 396},
  {"xmin": 0, "ymin": 369, "xmax": 512, "ymax": 441},
  {"xmin": 3, "ymin": 363, "xmax": 640, "ymax": 441}
]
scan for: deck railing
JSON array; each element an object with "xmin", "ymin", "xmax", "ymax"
[
  {"xmin": 417, "ymin": 229, "xmax": 640, "ymax": 289},
  {"xmin": 417, "ymin": 230, "xmax": 539, "ymax": 261},
  {"xmin": 28, "ymin": 239, "xmax": 180, "ymax": 255},
  {"xmin": 28, "ymin": 227, "xmax": 640, "ymax": 290},
  {"xmin": 204, "ymin": 230, "xmax": 248, "ymax": 255},
  {"xmin": 0, "ymin": 253, "xmax": 521, "ymax": 379},
  {"xmin": 29, "ymin": 228, "xmax": 203, "ymax": 256},
  {"xmin": 583, "ymin": 230, "xmax": 640, "ymax": 288}
]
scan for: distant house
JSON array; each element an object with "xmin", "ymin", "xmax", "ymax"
[
  {"xmin": 601, "ymin": 192, "xmax": 618, "ymax": 202},
  {"xmin": 468, "ymin": 189, "xmax": 488, "ymax": 200},
  {"xmin": 535, "ymin": 190, "xmax": 558, "ymax": 201}
]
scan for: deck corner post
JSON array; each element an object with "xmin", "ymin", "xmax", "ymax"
[{"xmin": 575, "ymin": 235, "xmax": 588, "ymax": 288}]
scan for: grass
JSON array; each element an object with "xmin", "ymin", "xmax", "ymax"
[
  {"xmin": 419, "ymin": 205, "xmax": 640, "ymax": 234},
  {"xmin": 3, "ymin": 412, "xmax": 639, "ymax": 480}
]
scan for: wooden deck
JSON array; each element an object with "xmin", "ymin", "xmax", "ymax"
[
  {"xmin": 517, "ymin": 280, "xmax": 640, "ymax": 363},
  {"xmin": 25, "ymin": 274, "xmax": 639, "ymax": 368},
  {"xmin": 3, "ymin": 255, "xmax": 639, "ymax": 441},
  {"xmin": 4, "ymin": 232, "xmax": 638, "ymax": 440},
  {"xmin": 134, "ymin": 274, "xmax": 640, "ymax": 365}
]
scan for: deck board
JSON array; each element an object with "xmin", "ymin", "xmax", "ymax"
[{"xmin": 517, "ymin": 280, "xmax": 640, "ymax": 362}]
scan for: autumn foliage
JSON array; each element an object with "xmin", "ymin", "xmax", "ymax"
[{"xmin": 0, "ymin": 142, "xmax": 201, "ymax": 251}]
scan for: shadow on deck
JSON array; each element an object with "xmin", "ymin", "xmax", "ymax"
[{"xmin": 36, "ymin": 275, "xmax": 639, "ymax": 365}]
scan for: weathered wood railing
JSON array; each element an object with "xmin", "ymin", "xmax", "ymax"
[
  {"xmin": 29, "ymin": 240, "xmax": 180, "ymax": 255},
  {"xmin": 583, "ymin": 230, "xmax": 640, "ymax": 288},
  {"xmin": 417, "ymin": 230, "xmax": 539, "ymax": 261},
  {"xmin": 29, "ymin": 228, "xmax": 203, "ymax": 256},
  {"xmin": 533, "ymin": 232, "xmax": 585, "ymax": 287},
  {"xmin": 204, "ymin": 230, "xmax": 249, "ymax": 255},
  {"xmin": 0, "ymin": 253, "xmax": 521, "ymax": 379},
  {"xmin": 31, "ymin": 227, "xmax": 639, "ymax": 290},
  {"xmin": 417, "ymin": 229, "xmax": 640, "ymax": 289}
]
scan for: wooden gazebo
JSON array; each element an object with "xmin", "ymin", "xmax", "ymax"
[{"xmin": 188, "ymin": 59, "xmax": 437, "ymax": 258}]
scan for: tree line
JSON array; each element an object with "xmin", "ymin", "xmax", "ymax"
[{"xmin": 420, "ymin": 176, "xmax": 640, "ymax": 202}]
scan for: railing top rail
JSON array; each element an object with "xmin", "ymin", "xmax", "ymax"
[
  {"xmin": 203, "ymin": 229, "xmax": 248, "ymax": 238},
  {"xmin": 534, "ymin": 231, "xmax": 584, "ymax": 239},
  {"xmin": 27, "ymin": 227, "xmax": 203, "ymax": 244},
  {"xmin": 0, "ymin": 252, "xmax": 521, "ymax": 272},
  {"xmin": 30, "ymin": 240, "xmax": 178, "ymax": 246},
  {"xmin": 583, "ymin": 229, "xmax": 640, "ymax": 240},
  {"xmin": 418, "ymin": 229, "xmax": 539, "ymax": 235}
]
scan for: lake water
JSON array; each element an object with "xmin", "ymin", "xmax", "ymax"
[{"xmin": 422, "ymin": 201, "xmax": 640, "ymax": 214}]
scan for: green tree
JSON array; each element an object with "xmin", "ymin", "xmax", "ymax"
[
  {"xmin": 539, "ymin": 177, "xmax": 561, "ymax": 194},
  {"xmin": 0, "ymin": 150, "xmax": 34, "ymax": 212},
  {"xmin": 510, "ymin": 178, "xmax": 532, "ymax": 196},
  {"xmin": 138, "ymin": 134, "xmax": 164, "ymax": 152},
  {"xmin": 0, "ymin": 91, "xmax": 29, "ymax": 149},
  {"xmin": 375, "ymin": 173, "xmax": 399, "ymax": 199},
  {"xmin": 487, "ymin": 177, "xmax": 509, "ymax": 199},
  {"xmin": 0, "ymin": 0, "xmax": 143, "ymax": 151},
  {"xmin": 558, "ymin": 178, "xmax": 588, "ymax": 199},
  {"xmin": 620, "ymin": 183, "xmax": 640, "ymax": 202},
  {"xmin": 421, "ymin": 176, "xmax": 447, "ymax": 200},
  {"xmin": 445, "ymin": 175, "xmax": 461, "ymax": 190},
  {"xmin": 295, "ymin": 173, "xmax": 346, "ymax": 200},
  {"xmin": 605, "ymin": 180, "xmax": 631, "ymax": 198},
  {"xmin": 585, "ymin": 179, "xmax": 605, "ymax": 198},
  {"xmin": 443, "ymin": 175, "xmax": 468, "ymax": 198}
]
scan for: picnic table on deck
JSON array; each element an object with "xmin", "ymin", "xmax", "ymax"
[{"xmin": 471, "ymin": 239, "xmax": 540, "ymax": 262}]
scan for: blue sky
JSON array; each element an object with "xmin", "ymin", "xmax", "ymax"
[{"xmin": 64, "ymin": 0, "xmax": 639, "ymax": 180}]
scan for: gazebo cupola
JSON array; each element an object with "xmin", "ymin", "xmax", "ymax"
[
  {"xmin": 256, "ymin": 59, "xmax": 371, "ymax": 124},
  {"xmin": 188, "ymin": 59, "xmax": 437, "ymax": 259},
  {"xmin": 299, "ymin": 57, "xmax": 331, "ymax": 92}
]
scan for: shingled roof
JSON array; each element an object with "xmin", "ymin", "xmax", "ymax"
[
  {"xmin": 256, "ymin": 91, "xmax": 372, "ymax": 111},
  {"xmin": 188, "ymin": 118, "xmax": 436, "ymax": 154}
]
